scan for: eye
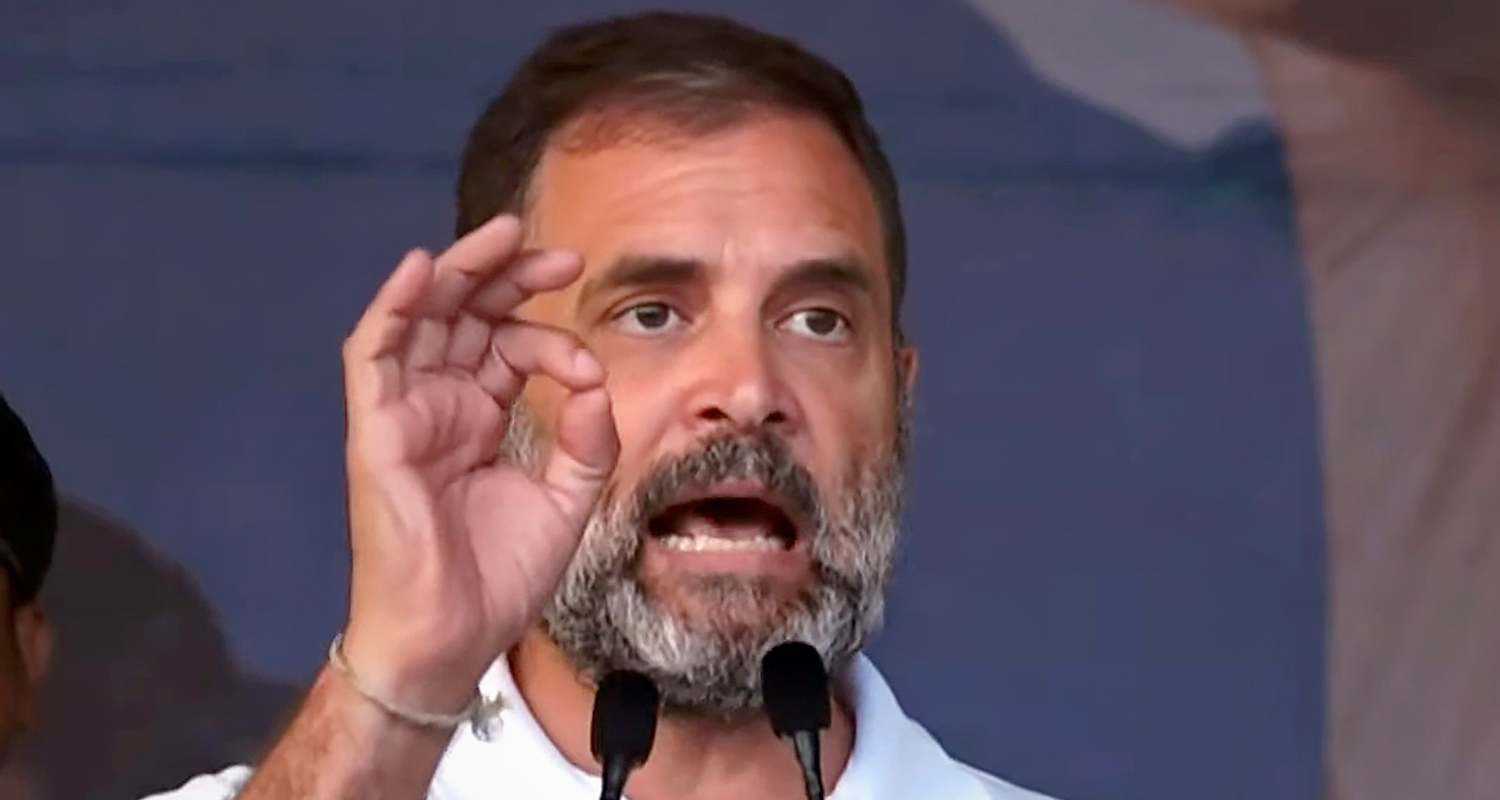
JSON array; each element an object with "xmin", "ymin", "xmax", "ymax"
[
  {"xmin": 780, "ymin": 308, "xmax": 851, "ymax": 342},
  {"xmin": 613, "ymin": 302, "xmax": 684, "ymax": 336}
]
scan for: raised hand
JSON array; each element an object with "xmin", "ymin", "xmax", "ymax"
[{"xmin": 338, "ymin": 214, "xmax": 618, "ymax": 714}]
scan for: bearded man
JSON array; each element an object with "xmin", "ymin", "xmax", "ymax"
[{"xmin": 154, "ymin": 12, "xmax": 1055, "ymax": 800}]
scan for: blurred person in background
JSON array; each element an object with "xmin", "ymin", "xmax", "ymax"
[{"xmin": 0, "ymin": 393, "xmax": 56, "ymax": 775}]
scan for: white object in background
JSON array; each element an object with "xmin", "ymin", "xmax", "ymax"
[{"xmin": 964, "ymin": 0, "xmax": 1270, "ymax": 150}]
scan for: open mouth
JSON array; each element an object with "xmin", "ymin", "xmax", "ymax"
[{"xmin": 646, "ymin": 494, "xmax": 800, "ymax": 554}]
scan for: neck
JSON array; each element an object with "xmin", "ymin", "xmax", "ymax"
[{"xmin": 509, "ymin": 628, "xmax": 856, "ymax": 800}]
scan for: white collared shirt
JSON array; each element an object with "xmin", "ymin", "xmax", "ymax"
[{"xmin": 148, "ymin": 654, "xmax": 1056, "ymax": 800}]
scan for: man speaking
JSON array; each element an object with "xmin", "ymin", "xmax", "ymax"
[{"xmin": 156, "ymin": 12, "xmax": 1054, "ymax": 800}]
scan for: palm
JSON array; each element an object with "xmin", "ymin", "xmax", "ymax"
[
  {"xmin": 383, "ymin": 372, "xmax": 504, "ymax": 484},
  {"xmin": 386, "ymin": 372, "xmax": 575, "ymax": 639}
]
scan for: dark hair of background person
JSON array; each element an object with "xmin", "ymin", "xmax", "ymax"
[
  {"xmin": 455, "ymin": 10, "xmax": 909, "ymax": 338},
  {"xmin": 0, "ymin": 393, "xmax": 56, "ymax": 608}
]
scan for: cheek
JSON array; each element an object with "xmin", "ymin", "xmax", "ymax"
[
  {"xmin": 601, "ymin": 364, "xmax": 681, "ymax": 482},
  {"xmin": 785, "ymin": 358, "xmax": 900, "ymax": 471}
]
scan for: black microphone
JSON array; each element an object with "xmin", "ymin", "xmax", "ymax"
[
  {"xmin": 761, "ymin": 641, "xmax": 831, "ymax": 800},
  {"xmin": 590, "ymin": 670, "xmax": 660, "ymax": 800}
]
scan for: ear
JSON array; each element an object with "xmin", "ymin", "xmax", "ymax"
[
  {"xmin": 10, "ymin": 605, "xmax": 53, "ymax": 728},
  {"xmin": 896, "ymin": 345, "xmax": 920, "ymax": 401}
]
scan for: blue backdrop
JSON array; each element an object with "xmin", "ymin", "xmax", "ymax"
[{"xmin": 1, "ymin": 2, "xmax": 1323, "ymax": 798}]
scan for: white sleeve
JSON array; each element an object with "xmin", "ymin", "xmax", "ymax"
[
  {"xmin": 961, "ymin": 764, "xmax": 1061, "ymax": 800},
  {"xmin": 139, "ymin": 765, "xmax": 254, "ymax": 800}
]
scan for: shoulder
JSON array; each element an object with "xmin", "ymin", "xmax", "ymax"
[
  {"xmin": 959, "ymin": 762, "xmax": 1062, "ymax": 800},
  {"xmin": 841, "ymin": 655, "xmax": 1061, "ymax": 800},
  {"xmin": 139, "ymin": 765, "xmax": 253, "ymax": 800}
]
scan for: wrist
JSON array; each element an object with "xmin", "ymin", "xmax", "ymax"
[
  {"xmin": 339, "ymin": 625, "xmax": 491, "ymax": 716},
  {"xmin": 320, "ymin": 665, "xmax": 454, "ymax": 740},
  {"xmin": 332, "ymin": 632, "xmax": 506, "ymax": 741}
]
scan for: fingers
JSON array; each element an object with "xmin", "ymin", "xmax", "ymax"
[
  {"xmin": 444, "ymin": 313, "xmax": 493, "ymax": 370},
  {"xmin": 419, "ymin": 214, "xmax": 525, "ymax": 317},
  {"xmin": 412, "ymin": 247, "xmax": 583, "ymax": 371},
  {"xmin": 478, "ymin": 320, "xmax": 617, "ymax": 525},
  {"xmin": 342, "ymin": 215, "xmax": 591, "ymax": 420},
  {"xmin": 421, "ymin": 213, "xmax": 582, "ymax": 324},
  {"xmin": 543, "ymin": 387, "xmax": 619, "ymax": 527},
  {"xmin": 344, "ymin": 249, "xmax": 435, "ymax": 363},
  {"xmin": 343, "ymin": 249, "xmax": 436, "ymax": 408},
  {"xmin": 465, "ymin": 249, "xmax": 583, "ymax": 323},
  {"xmin": 476, "ymin": 321, "xmax": 605, "ymax": 404}
]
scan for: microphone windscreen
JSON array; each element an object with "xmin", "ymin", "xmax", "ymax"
[
  {"xmin": 590, "ymin": 670, "xmax": 660, "ymax": 767},
  {"xmin": 760, "ymin": 641, "xmax": 831, "ymax": 736}
]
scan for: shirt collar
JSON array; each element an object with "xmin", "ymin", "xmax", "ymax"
[
  {"xmin": 434, "ymin": 652, "xmax": 990, "ymax": 800},
  {"xmin": 831, "ymin": 655, "xmax": 992, "ymax": 799}
]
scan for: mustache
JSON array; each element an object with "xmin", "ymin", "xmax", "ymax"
[{"xmin": 625, "ymin": 431, "xmax": 822, "ymax": 529}]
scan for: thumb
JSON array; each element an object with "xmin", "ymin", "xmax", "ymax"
[{"xmin": 542, "ymin": 386, "xmax": 619, "ymax": 527}]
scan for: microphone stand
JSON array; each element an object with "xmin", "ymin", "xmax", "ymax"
[
  {"xmin": 761, "ymin": 642, "xmax": 832, "ymax": 800},
  {"xmin": 591, "ymin": 670, "xmax": 661, "ymax": 800},
  {"xmin": 787, "ymin": 729, "xmax": 826, "ymax": 800}
]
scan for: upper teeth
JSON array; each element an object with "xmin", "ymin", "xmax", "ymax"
[{"xmin": 657, "ymin": 535, "xmax": 784, "ymax": 553}]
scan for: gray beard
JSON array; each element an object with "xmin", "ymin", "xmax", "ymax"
[{"xmin": 502, "ymin": 403, "xmax": 905, "ymax": 719}]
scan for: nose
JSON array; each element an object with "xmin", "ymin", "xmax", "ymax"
[{"xmin": 683, "ymin": 325, "xmax": 799, "ymax": 436}]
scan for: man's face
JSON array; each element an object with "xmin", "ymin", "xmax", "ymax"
[{"xmin": 515, "ymin": 110, "xmax": 913, "ymax": 713}]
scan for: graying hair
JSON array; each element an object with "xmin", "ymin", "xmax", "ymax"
[{"xmin": 501, "ymin": 401, "xmax": 905, "ymax": 717}]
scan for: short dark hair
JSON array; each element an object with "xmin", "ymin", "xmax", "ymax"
[
  {"xmin": 456, "ymin": 11, "xmax": 907, "ymax": 333},
  {"xmin": 0, "ymin": 392, "xmax": 56, "ymax": 607}
]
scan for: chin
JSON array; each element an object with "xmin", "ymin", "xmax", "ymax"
[{"xmin": 645, "ymin": 573, "xmax": 807, "ymax": 637}]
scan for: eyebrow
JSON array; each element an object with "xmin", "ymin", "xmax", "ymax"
[
  {"xmin": 769, "ymin": 256, "xmax": 874, "ymax": 300},
  {"xmin": 574, "ymin": 255, "xmax": 703, "ymax": 315},
  {"xmin": 573, "ymin": 252, "xmax": 876, "ymax": 316}
]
